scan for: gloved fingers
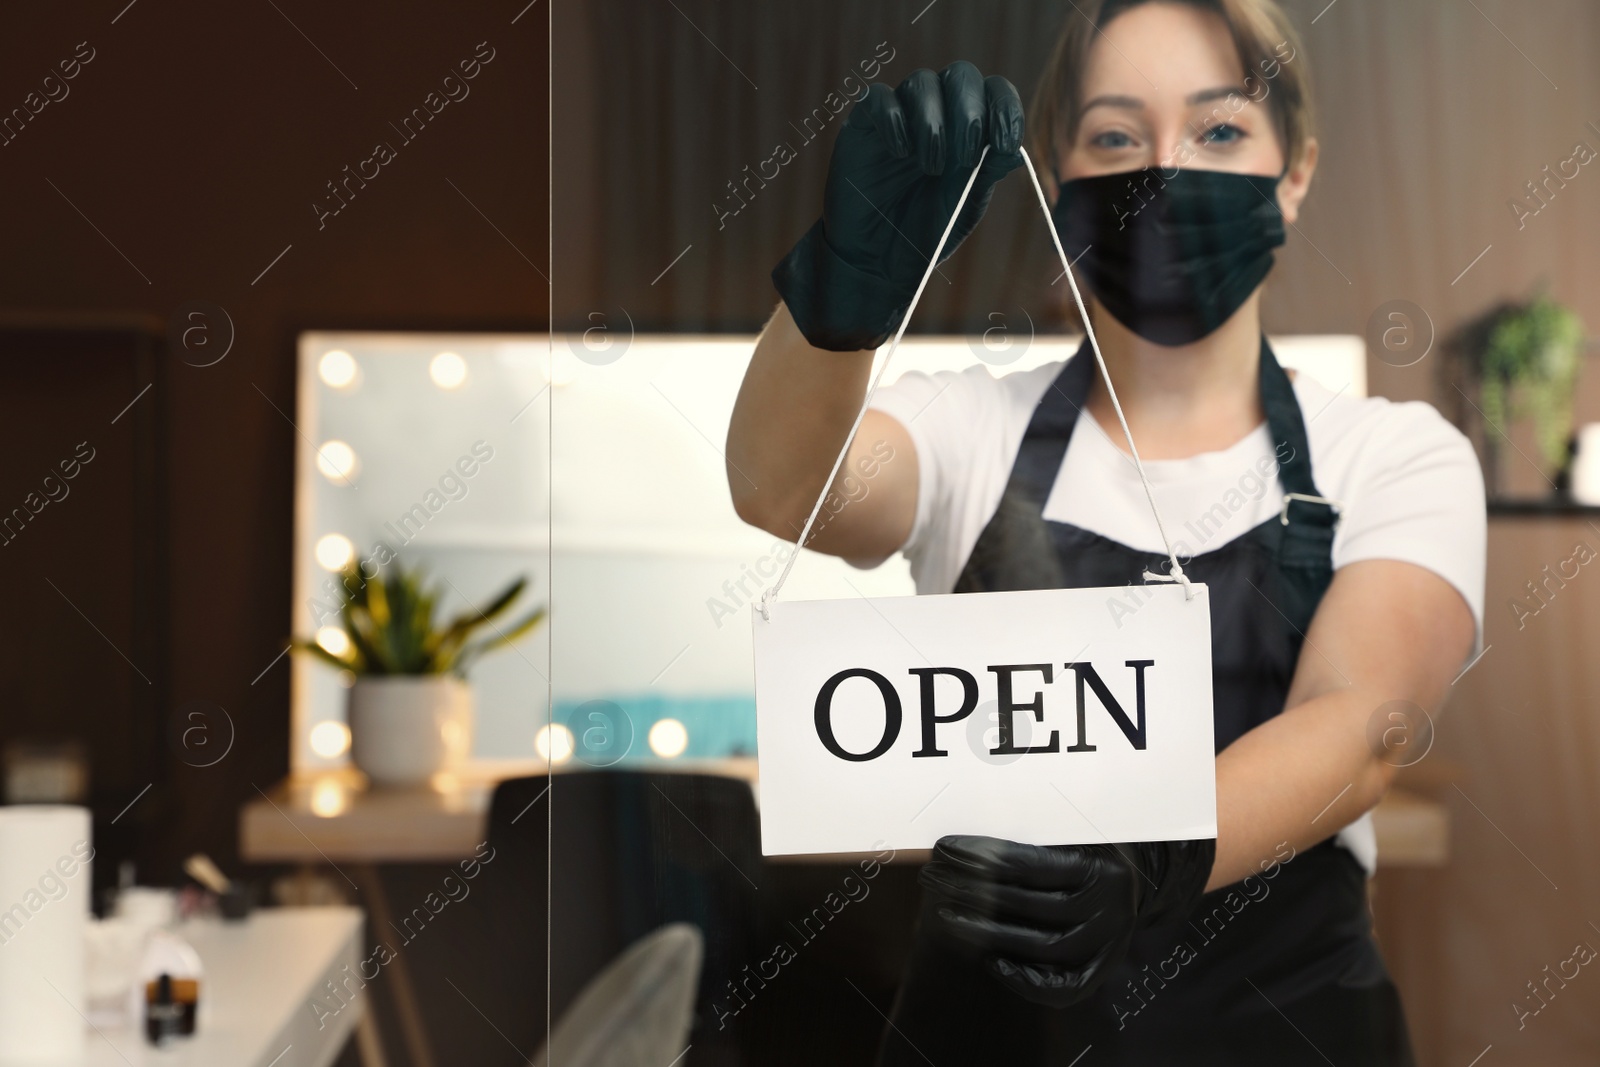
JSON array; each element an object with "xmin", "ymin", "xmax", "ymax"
[
  {"xmin": 896, "ymin": 67, "xmax": 946, "ymax": 175},
  {"xmin": 933, "ymin": 835, "xmax": 1110, "ymax": 892},
  {"xmin": 849, "ymin": 80, "xmax": 910, "ymax": 159},
  {"xmin": 982, "ymin": 74, "xmax": 1025, "ymax": 159},
  {"xmin": 1111, "ymin": 842, "xmax": 1156, "ymax": 906},
  {"xmin": 920, "ymin": 861, "xmax": 1106, "ymax": 928},
  {"xmin": 929, "ymin": 905, "xmax": 1124, "ymax": 967},
  {"xmin": 938, "ymin": 60, "xmax": 986, "ymax": 169},
  {"xmin": 988, "ymin": 957, "xmax": 1105, "ymax": 1008}
]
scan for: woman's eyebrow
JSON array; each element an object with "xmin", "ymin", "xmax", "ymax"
[
  {"xmin": 1185, "ymin": 85, "xmax": 1249, "ymax": 105},
  {"xmin": 1080, "ymin": 85, "xmax": 1249, "ymax": 118},
  {"xmin": 1079, "ymin": 93, "xmax": 1144, "ymax": 118}
]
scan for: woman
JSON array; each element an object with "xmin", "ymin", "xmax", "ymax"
[{"xmin": 727, "ymin": 1, "xmax": 1484, "ymax": 1062}]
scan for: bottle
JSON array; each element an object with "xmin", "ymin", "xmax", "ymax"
[{"xmin": 137, "ymin": 929, "xmax": 203, "ymax": 1046}]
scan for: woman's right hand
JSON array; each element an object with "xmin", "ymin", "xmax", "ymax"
[
  {"xmin": 772, "ymin": 60, "xmax": 1025, "ymax": 352},
  {"xmin": 918, "ymin": 834, "xmax": 1216, "ymax": 1008}
]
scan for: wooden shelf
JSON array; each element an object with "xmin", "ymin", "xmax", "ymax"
[{"xmin": 1487, "ymin": 496, "xmax": 1600, "ymax": 517}]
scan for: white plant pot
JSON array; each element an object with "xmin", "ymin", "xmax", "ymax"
[{"xmin": 348, "ymin": 676, "xmax": 474, "ymax": 787}]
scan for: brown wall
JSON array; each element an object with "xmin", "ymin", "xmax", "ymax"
[
  {"xmin": 1263, "ymin": 0, "xmax": 1600, "ymax": 467},
  {"xmin": 1377, "ymin": 515, "xmax": 1600, "ymax": 1067},
  {"xmin": 554, "ymin": 0, "xmax": 1600, "ymax": 401},
  {"xmin": 0, "ymin": 1, "xmax": 548, "ymax": 880}
]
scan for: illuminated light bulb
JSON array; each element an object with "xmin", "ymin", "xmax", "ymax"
[
  {"xmin": 441, "ymin": 719, "xmax": 466, "ymax": 753},
  {"xmin": 535, "ymin": 723, "xmax": 574, "ymax": 764},
  {"xmin": 430, "ymin": 351, "xmax": 468, "ymax": 390},
  {"xmin": 315, "ymin": 626, "xmax": 350, "ymax": 658},
  {"xmin": 314, "ymin": 533, "xmax": 354, "ymax": 571},
  {"xmin": 315, "ymin": 440, "xmax": 359, "ymax": 483},
  {"xmin": 310, "ymin": 778, "xmax": 347, "ymax": 817},
  {"xmin": 309, "ymin": 721, "xmax": 351, "ymax": 759},
  {"xmin": 648, "ymin": 718, "xmax": 689, "ymax": 759},
  {"xmin": 319, "ymin": 349, "xmax": 358, "ymax": 389}
]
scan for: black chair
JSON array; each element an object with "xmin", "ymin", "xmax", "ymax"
[{"xmin": 471, "ymin": 770, "xmax": 768, "ymax": 1067}]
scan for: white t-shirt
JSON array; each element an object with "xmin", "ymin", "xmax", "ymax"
[{"xmin": 863, "ymin": 357, "xmax": 1487, "ymax": 875}]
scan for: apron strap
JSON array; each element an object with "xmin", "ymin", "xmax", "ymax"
[
  {"xmin": 1004, "ymin": 336, "xmax": 1096, "ymax": 511},
  {"xmin": 1258, "ymin": 336, "xmax": 1341, "ymax": 549}
]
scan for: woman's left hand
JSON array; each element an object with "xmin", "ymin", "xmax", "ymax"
[{"xmin": 919, "ymin": 835, "xmax": 1216, "ymax": 1008}]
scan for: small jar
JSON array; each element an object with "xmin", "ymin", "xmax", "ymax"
[{"xmin": 135, "ymin": 929, "xmax": 203, "ymax": 1046}]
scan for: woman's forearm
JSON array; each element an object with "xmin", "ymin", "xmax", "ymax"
[
  {"xmin": 1202, "ymin": 560, "xmax": 1474, "ymax": 891},
  {"xmin": 1204, "ymin": 687, "xmax": 1395, "ymax": 891},
  {"xmin": 726, "ymin": 301, "xmax": 877, "ymax": 533}
]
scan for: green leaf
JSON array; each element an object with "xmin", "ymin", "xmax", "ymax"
[
  {"xmin": 293, "ymin": 638, "xmax": 360, "ymax": 674},
  {"xmin": 346, "ymin": 613, "xmax": 390, "ymax": 674},
  {"xmin": 436, "ymin": 576, "xmax": 529, "ymax": 645},
  {"xmin": 454, "ymin": 606, "xmax": 546, "ymax": 673},
  {"xmin": 467, "ymin": 577, "xmax": 529, "ymax": 628}
]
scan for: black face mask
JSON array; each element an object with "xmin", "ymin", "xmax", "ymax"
[{"xmin": 1051, "ymin": 167, "xmax": 1286, "ymax": 346}]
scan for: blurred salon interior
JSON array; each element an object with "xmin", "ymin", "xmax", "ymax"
[{"xmin": 0, "ymin": 0, "xmax": 1598, "ymax": 1064}]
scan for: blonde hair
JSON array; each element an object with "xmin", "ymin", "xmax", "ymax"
[{"xmin": 1028, "ymin": 0, "xmax": 1315, "ymax": 181}]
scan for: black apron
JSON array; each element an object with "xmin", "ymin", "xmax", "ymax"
[{"xmin": 877, "ymin": 338, "xmax": 1415, "ymax": 1066}]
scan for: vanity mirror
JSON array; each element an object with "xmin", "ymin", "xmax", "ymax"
[{"xmin": 289, "ymin": 331, "xmax": 1361, "ymax": 776}]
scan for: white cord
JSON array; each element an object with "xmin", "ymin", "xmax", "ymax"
[
  {"xmin": 1017, "ymin": 149, "xmax": 1193, "ymax": 599},
  {"xmin": 758, "ymin": 144, "xmax": 1192, "ymax": 621},
  {"xmin": 757, "ymin": 145, "xmax": 995, "ymax": 620}
]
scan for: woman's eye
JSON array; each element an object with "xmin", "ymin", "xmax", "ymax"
[
  {"xmin": 1090, "ymin": 129, "xmax": 1135, "ymax": 149},
  {"xmin": 1200, "ymin": 123, "xmax": 1244, "ymax": 145}
]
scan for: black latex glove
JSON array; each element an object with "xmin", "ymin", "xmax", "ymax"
[
  {"xmin": 772, "ymin": 60, "xmax": 1025, "ymax": 352},
  {"xmin": 919, "ymin": 835, "xmax": 1216, "ymax": 1008}
]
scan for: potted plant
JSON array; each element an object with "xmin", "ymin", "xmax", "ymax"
[
  {"xmin": 299, "ymin": 560, "xmax": 545, "ymax": 786},
  {"xmin": 1447, "ymin": 292, "xmax": 1586, "ymax": 496}
]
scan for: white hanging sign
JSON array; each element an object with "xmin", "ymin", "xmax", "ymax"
[
  {"xmin": 752, "ymin": 583, "xmax": 1215, "ymax": 856},
  {"xmin": 750, "ymin": 144, "xmax": 1217, "ymax": 856}
]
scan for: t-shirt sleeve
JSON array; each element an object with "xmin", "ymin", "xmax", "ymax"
[
  {"xmin": 856, "ymin": 368, "xmax": 972, "ymax": 573},
  {"xmin": 860, "ymin": 365, "xmax": 1022, "ymax": 591},
  {"xmin": 1331, "ymin": 400, "xmax": 1487, "ymax": 648}
]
